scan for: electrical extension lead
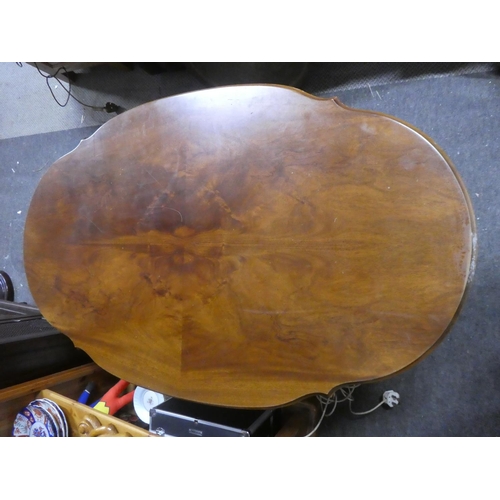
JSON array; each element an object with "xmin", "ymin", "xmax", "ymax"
[{"xmin": 304, "ymin": 386, "xmax": 400, "ymax": 437}]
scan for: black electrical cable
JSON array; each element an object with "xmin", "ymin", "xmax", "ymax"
[
  {"xmin": 33, "ymin": 62, "xmax": 104, "ymax": 110},
  {"xmin": 36, "ymin": 64, "xmax": 71, "ymax": 107},
  {"xmin": 33, "ymin": 63, "xmax": 118, "ymax": 112}
]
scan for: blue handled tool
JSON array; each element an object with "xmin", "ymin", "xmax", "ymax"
[{"xmin": 78, "ymin": 382, "xmax": 96, "ymax": 404}]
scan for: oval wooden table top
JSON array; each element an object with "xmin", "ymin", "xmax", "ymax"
[{"xmin": 24, "ymin": 85, "xmax": 476, "ymax": 408}]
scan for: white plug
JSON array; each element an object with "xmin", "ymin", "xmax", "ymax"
[{"xmin": 382, "ymin": 390, "xmax": 400, "ymax": 408}]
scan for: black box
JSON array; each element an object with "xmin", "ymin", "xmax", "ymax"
[{"xmin": 150, "ymin": 398, "xmax": 280, "ymax": 437}]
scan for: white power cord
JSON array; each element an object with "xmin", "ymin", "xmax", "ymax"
[
  {"xmin": 349, "ymin": 390, "xmax": 400, "ymax": 415},
  {"xmin": 304, "ymin": 386, "xmax": 400, "ymax": 437}
]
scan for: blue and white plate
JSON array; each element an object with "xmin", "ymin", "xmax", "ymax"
[
  {"xmin": 12, "ymin": 404, "xmax": 57, "ymax": 437},
  {"xmin": 12, "ymin": 413, "xmax": 30, "ymax": 437},
  {"xmin": 30, "ymin": 399, "xmax": 64, "ymax": 437},
  {"xmin": 42, "ymin": 398, "xmax": 68, "ymax": 437}
]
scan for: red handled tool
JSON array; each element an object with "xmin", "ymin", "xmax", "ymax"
[{"xmin": 93, "ymin": 380, "xmax": 135, "ymax": 416}]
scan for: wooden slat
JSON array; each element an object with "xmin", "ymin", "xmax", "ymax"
[{"xmin": 38, "ymin": 389, "xmax": 152, "ymax": 437}]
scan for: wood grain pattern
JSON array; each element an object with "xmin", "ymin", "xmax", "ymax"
[{"xmin": 24, "ymin": 85, "xmax": 476, "ymax": 408}]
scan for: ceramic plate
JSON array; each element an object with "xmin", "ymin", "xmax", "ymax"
[
  {"xmin": 30, "ymin": 400, "xmax": 59, "ymax": 436},
  {"xmin": 42, "ymin": 399, "xmax": 68, "ymax": 437},
  {"xmin": 30, "ymin": 399, "xmax": 64, "ymax": 437},
  {"xmin": 42, "ymin": 399, "xmax": 66, "ymax": 437},
  {"xmin": 28, "ymin": 404, "xmax": 58, "ymax": 437},
  {"xmin": 133, "ymin": 387, "xmax": 170, "ymax": 424},
  {"xmin": 12, "ymin": 413, "xmax": 30, "ymax": 437},
  {"xmin": 12, "ymin": 405, "xmax": 57, "ymax": 437}
]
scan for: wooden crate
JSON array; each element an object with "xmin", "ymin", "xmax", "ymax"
[
  {"xmin": 38, "ymin": 389, "xmax": 152, "ymax": 437},
  {"xmin": 0, "ymin": 363, "xmax": 150, "ymax": 437},
  {"xmin": 1, "ymin": 362, "xmax": 320, "ymax": 437}
]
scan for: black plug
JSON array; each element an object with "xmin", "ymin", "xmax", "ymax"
[{"xmin": 105, "ymin": 102, "xmax": 126, "ymax": 114}]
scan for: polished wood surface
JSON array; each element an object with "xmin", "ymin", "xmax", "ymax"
[{"xmin": 24, "ymin": 85, "xmax": 476, "ymax": 408}]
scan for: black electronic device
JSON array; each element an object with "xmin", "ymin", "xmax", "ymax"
[{"xmin": 150, "ymin": 398, "xmax": 280, "ymax": 437}]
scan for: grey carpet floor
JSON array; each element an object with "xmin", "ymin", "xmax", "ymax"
[{"xmin": 1, "ymin": 63, "xmax": 498, "ymax": 435}]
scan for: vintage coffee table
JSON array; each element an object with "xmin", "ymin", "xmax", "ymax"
[{"xmin": 24, "ymin": 85, "xmax": 476, "ymax": 408}]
